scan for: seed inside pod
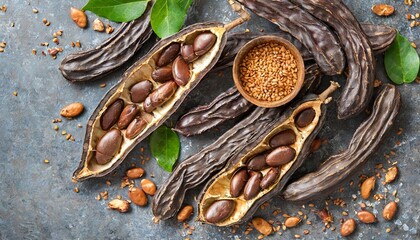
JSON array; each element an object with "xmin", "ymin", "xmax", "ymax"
[
  {"xmin": 247, "ymin": 154, "xmax": 268, "ymax": 171},
  {"xmin": 295, "ymin": 108, "xmax": 316, "ymax": 128},
  {"xmin": 143, "ymin": 81, "xmax": 178, "ymax": 113},
  {"xmin": 117, "ymin": 104, "xmax": 139, "ymax": 129},
  {"xmin": 265, "ymin": 146, "xmax": 296, "ymax": 167},
  {"xmin": 243, "ymin": 171, "xmax": 262, "ymax": 200},
  {"xmin": 96, "ymin": 129, "xmax": 123, "ymax": 165},
  {"xmin": 101, "ymin": 99, "xmax": 124, "ymax": 131},
  {"xmin": 126, "ymin": 116, "xmax": 148, "ymax": 139},
  {"xmin": 181, "ymin": 44, "xmax": 199, "ymax": 63},
  {"xmin": 205, "ymin": 200, "xmax": 236, "ymax": 224},
  {"xmin": 269, "ymin": 129, "xmax": 296, "ymax": 148},
  {"xmin": 194, "ymin": 32, "xmax": 217, "ymax": 56},
  {"xmin": 172, "ymin": 56, "xmax": 190, "ymax": 86},
  {"xmin": 130, "ymin": 81, "xmax": 153, "ymax": 103},
  {"xmin": 260, "ymin": 167, "xmax": 279, "ymax": 190},
  {"xmin": 157, "ymin": 42, "xmax": 180, "ymax": 67},
  {"xmin": 152, "ymin": 65, "xmax": 173, "ymax": 83},
  {"xmin": 230, "ymin": 169, "xmax": 249, "ymax": 197}
]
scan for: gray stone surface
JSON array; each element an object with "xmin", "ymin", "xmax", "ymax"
[{"xmin": 0, "ymin": 0, "xmax": 419, "ymax": 239}]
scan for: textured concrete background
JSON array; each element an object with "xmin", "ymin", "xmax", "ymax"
[{"xmin": 0, "ymin": 0, "xmax": 419, "ymax": 239}]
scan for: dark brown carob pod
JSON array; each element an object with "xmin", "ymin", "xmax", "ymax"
[
  {"xmin": 59, "ymin": 2, "xmax": 153, "ymax": 82},
  {"xmin": 174, "ymin": 63, "xmax": 321, "ymax": 136},
  {"xmin": 196, "ymin": 82, "xmax": 339, "ymax": 226},
  {"xmin": 289, "ymin": 0, "xmax": 375, "ymax": 119},
  {"xmin": 72, "ymin": 1, "xmax": 251, "ymax": 181},
  {"xmin": 237, "ymin": 0, "xmax": 345, "ymax": 75},
  {"xmin": 282, "ymin": 84, "xmax": 401, "ymax": 201}
]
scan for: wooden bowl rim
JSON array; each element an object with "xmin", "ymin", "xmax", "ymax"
[{"xmin": 232, "ymin": 35, "xmax": 306, "ymax": 108}]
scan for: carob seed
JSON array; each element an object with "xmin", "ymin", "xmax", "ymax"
[
  {"xmin": 101, "ymin": 99, "xmax": 124, "ymax": 130},
  {"xmin": 260, "ymin": 167, "xmax": 279, "ymax": 190},
  {"xmin": 172, "ymin": 56, "xmax": 190, "ymax": 86},
  {"xmin": 149, "ymin": 81, "xmax": 178, "ymax": 108},
  {"xmin": 265, "ymin": 146, "xmax": 296, "ymax": 167},
  {"xmin": 357, "ymin": 210, "xmax": 376, "ymax": 223},
  {"xmin": 382, "ymin": 201, "xmax": 397, "ymax": 221},
  {"xmin": 157, "ymin": 42, "xmax": 180, "ymax": 67},
  {"xmin": 243, "ymin": 171, "xmax": 262, "ymax": 200},
  {"xmin": 126, "ymin": 167, "xmax": 144, "ymax": 179},
  {"xmin": 295, "ymin": 108, "xmax": 316, "ymax": 128},
  {"xmin": 126, "ymin": 116, "xmax": 148, "ymax": 139},
  {"xmin": 177, "ymin": 205, "xmax": 194, "ymax": 222},
  {"xmin": 284, "ymin": 216, "xmax": 301, "ymax": 228},
  {"xmin": 117, "ymin": 104, "xmax": 139, "ymax": 129},
  {"xmin": 181, "ymin": 44, "xmax": 199, "ymax": 63},
  {"xmin": 143, "ymin": 97, "xmax": 154, "ymax": 113},
  {"xmin": 130, "ymin": 81, "xmax": 153, "ymax": 103},
  {"xmin": 194, "ymin": 32, "xmax": 217, "ymax": 56},
  {"xmin": 360, "ymin": 176, "xmax": 376, "ymax": 199},
  {"xmin": 205, "ymin": 200, "xmax": 236, "ymax": 224},
  {"xmin": 129, "ymin": 187, "xmax": 148, "ymax": 206},
  {"xmin": 269, "ymin": 129, "xmax": 296, "ymax": 148},
  {"xmin": 60, "ymin": 102, "xmax": 84, "ymax": 118},
  {"xmin": 96, "ymin": 129, "xmax": 123, "ymax": 165},
  {"xmin": 340, "ymin": 218, "xmax": 356, "ymax": 237},
  {"xmin": 252, "ymin": 217, "xmax": 273, "ymax": 236},
  {"xmin": 385, "ymin": 166, "xmax": 398, "ymax": 183},
  {"xmin": 141, "ymin": 179, "xmax": 157, "ymax": 196},
  {"xmin": 152, "ymin": 65, "xmax": 173, "ymax": 83},
  {"xmin": 230, "ymin": 169, "xmax": 249, "ymax": 197},
  {"xmin": 247, "ymin": 154, "xmax": 268, "ymax": 171}
]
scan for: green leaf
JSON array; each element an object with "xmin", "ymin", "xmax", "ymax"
[
  {"xmin": 384, "ymin": 32, "xmax": 420, "ymax": 84},
  {"xmin": 83, "ymin": 0, "xmax": 150, "ymax": 23},
  {"xmin": 151, "ymin": 0, "xmax": 193, "ymax": 38},
  {"xmin": 149, "ymin": 125, "xmax": 180, "ymax": 172}
]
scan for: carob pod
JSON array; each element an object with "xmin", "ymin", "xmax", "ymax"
[
  {"xmin": 282, "ymin": 84, "xmax": 400, "ymax": 201},
  {"xmin": 174, "ymin": 63, "xmax": 321, "ymax": 136},
  {"xmin": 290, "ymin": 0, "xmax": 375, "ymax": 119},
  {"xmin": 237, "ymin": 0, "xmax": 345, "ymax": 75},
  {"xmin": 197, "ymin": 82, "xmax": 340, "ymax": 226},
  {"xmin": 214, "ymin": 23, "xmax": 397, "ymax": 72},
  {"xmin": 59, "ymin": 2, "xmax": 153, "ymax": 82},
  {"xmin": 72, "ymin": 2, "xmax": 251, "ymax": 181}
]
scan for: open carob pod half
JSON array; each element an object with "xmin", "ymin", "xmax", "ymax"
[
  {"xmin": 72, "ymin": 0, "xmax": 250, "ymax": 181},
  {"xmin": 196, "ymin": 82, "xmax": 340, "ymax": 226}
]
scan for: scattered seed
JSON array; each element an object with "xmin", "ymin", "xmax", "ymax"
[
  {"xmin": 43, "ymin": 159, "xmax": 50, "ymax": 164},
  {"xmin": 93, "ymin": 18, "xmax": 105, "ymax": 32},
  {"xmin": 100, "ymin": 83, "xmax": 107, "ymax": 88},
  {"xmin": 32, "ymin": 49, "xmax": 37, "ymax": 55},
  {"xmin": 77, "ymin": 124, "xmax": 83, "ymax": 128},
  {"xmin": 106, "ymin": 24, "xmax": 114, "ymax": 34},
  {"xmin": 32, "ymin": 8, "xmax": 38, "ymax": 13},
  {"xmin": 53, "ymin": 125, "xmax": 59, "ymax": 131},
  {"xmin": 252, "ymin": 217, "xmax": 273, "ymax": 236},
  {"xmin": 361, "ymin": 176, "xmax": 376, "ymax": 199},
  {"xmin": 383, "ymin": 201, "xmax": 398, "ymax": 221},
  {"xmin": 372, "ymin": 4, "xmax": 395, "ymax": 17},
  {"xmin": 303, "ymin": 229, "xmax": 309, "ymax": 235},
  {"xmin": 386, "ymin": 228, "xmax": 392, "ymax": 233},
  {"xmin": 385, "ymin": 166, "xmax": 398, "ymax": 183},
  {"xmin": 357, "ymin": 210, "xmax": 376, "ymax": 223},
  {"xmin": 74, "ymin": 187, "xmax": 79, "ymax": 193},
  {"xmin": 12, "ymin": 91, "xmax": 17, "ymax": 96},
  {"xmin": 108, "ymin": 199, "xmax": 130, "ymax": 213},
  {"xmin": 70, "ymin": 7, "xmax": 87, "ymax": 28},
  {"xmin": 340, "ymin": 218, "xmax": 356, "ymax": 237},
  {"xmin": 61, "ymin": 130, "xmax": 67, "ymax": 135},
  {"xmin": 75, "ymin": 40, "xmax": 81, "ymax": 48},
  {"xmin": 0, "ymin": 5, "xmax": 7, "ymax": 12},
  {"xmin": 284, "ymin": 217, "xmax": 301, "ymax": 228}
]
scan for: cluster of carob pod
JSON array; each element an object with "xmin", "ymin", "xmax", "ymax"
[{"xmin": 64, "ymin": 0, "xmax": 401, "ymax": 226}]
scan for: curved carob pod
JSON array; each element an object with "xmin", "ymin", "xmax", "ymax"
[
  {"xmin": 59, "ymin": 2, "xmax": 153, "ymax": 82},
  {"xmin": 290, "ymin": 0, "xmax": 375, "ymax": 119},
  {"xmin": 72, "ymin": 1, "xmax": 251, "ymax": 181},
  {"xmin": 214, "ymin": 23, "xmax": 396, "ymax": 71},
  {"xmin": 152, "ymin": 64, "xmax": 322, "ymax": 220},
  {"xmin": 174, "ymin": 63, "xmax": 321, "ymax": 136},
  {"xmin": 237, "ymin": 0, "xmax": 345, "ymax": 75},
  {"xmin": 196, "ymin": 82, "xmax": 340, "ymax": 226},
  {"xmin": 282, "ymin": 84, "xmax": 401, "ymax": 201}
]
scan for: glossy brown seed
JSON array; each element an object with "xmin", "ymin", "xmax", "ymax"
[
  {"xmin": 60, "ymin": 102, "xmax": 84, "ymax": 118},
  {"xmin": 260, "ymin": 167, "xmax": 279, "ymax": 190},
  {"xmin": 141, "ymin": 179, "xmax": 157, "ymax": 196},
  {"xmin": 117, "ymin": 104, "xmax": 139, "ymax": 129},
  {"xmin": 128, "ymin": 187, "xmax": 148, "ymax": 206},
  {"xmin": 96, "ymin": 129, "xmax": 123, "ymax": 165},
  {"xmin": 172, "ymin": 56, "xmax": 190, "ymax": 86},
  {"xmin": 194, "ymin": 32, "xmax": 217, "ymax": 56},
  {"xmin": 152, "ymin": 65, "xmax": 173, "ymax": 83},
  {"xmin": 101, "ymin": 99, "xmax": 124, "ymax": 130},
  {"xmin": 385, "ymin": 166, "xmax": 398, "ymax": 183},
  {"xmin": 130, "ymin": 81, "xmax": 153, "ymax": 103},
  {"xmin": 157, "ymin": 42, "xmax": 180, "ymax": 67},
  {"xmin": 147, "ymin": 81, "xmax": 178, "ymax": 111},
  {"xmin": 284, "ymin": 216, "xmax": 301, "ymax": 228},
  {"xmin": 247, "ymin": 154, "xmax": 268, "ymax": 171},
  {"xmin": 340, "ymin": 218, "xmax": 356, "ymax": 237},
  {"xmin": 126, "ymin": 117, "xmax": 148, "ymax": 139},
  {"xmin": 383, "ymin": 201, "xmax": 397, "ymax": 221},
  {"xmin": 244, "ymin": 171, "xmax": 262, "ymax": 200},
  {"xmin": 143, "ymin": 97, "xmax": 154, "ymax": 113},
  {"xmin": 269, "ymin": 129, "xmax": 296, "ymax": 148},
  {"xmin": 230, "ymin": 169, "xmax": 249, "ymax": 197},
  {"xmin": 70, "ymin": 7, "xmax": 87, "ymax": 28},
  {"xmin": 181, "ymin": 44, "xmax": 199, "ymax": 63},
  {"xmin": 177, "ymin": 205, "xmax": 194, "ymax": 222},
  {"xmin": 357, "ymin": 210, "xmax": 376, "ymax": 223},
  {"xmin": 126, "ymin": 167, "xmax": 144, "ymax": 179},
  {"xmin": 295, "ymin": 108, "xmax": 316, "ymax": 128},
  {"xmin": 266, "ymin": 146, "xmax": 296, "ymax": 167},
  {"xmin": 361, "ymin": 176, "xmax": 376, "ymax": 199},
  {"xmin": 205, "ymin": 200, "xmax": 235, "ymax": 224},
  {"xmin": 252, "ymin": 217, "xmax": 273, "ymax": 236},
  {"xmin": 372, "ymin": 4, "xmax": 395, "ymax": 17}
]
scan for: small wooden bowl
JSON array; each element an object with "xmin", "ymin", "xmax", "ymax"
[{"xmin": 232, "ymin": 36, "xmax": 305, "ymax": 108}]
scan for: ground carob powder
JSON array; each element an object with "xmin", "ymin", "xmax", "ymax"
[{"xmin": 239, "ymin": 42, "xmax": 298, "ymax": 102}]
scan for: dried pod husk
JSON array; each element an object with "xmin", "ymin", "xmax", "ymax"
[
  {"xmin": 282, "ymin": 84, "xmax": 401, "ymax": 201},
  {"xmin": 196, "ymin": 83, "xmax": 339, "ymax": 226},
  {"xmin": 60, "ymin": 2, "xmax": 153, "ymax": 82},
  {"xmin": 152, "ymin": 64, "xmax": 322, "ymax": 221},
  {"xmin": 73, "ymin": 22, "xmax": 233, "ymax": 181}
]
